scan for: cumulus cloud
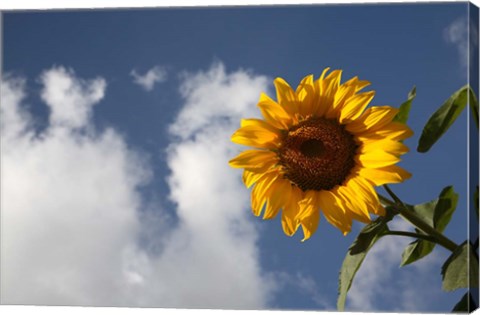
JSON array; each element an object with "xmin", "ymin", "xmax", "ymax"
[
  {"xmin": 275, "ymin": 272, "xmax": 332, "ymax": 309},
  {"xmin": 40, "ymin": 67, "xmax": 106, "ymax": 128},
  {"xmin": 1, "ymin": 63, "xmax": 275, "ymax": 309},
  {"xmin": 161, "ymin": 61, "xmax": 274, "ymax": 308},
  {"xmin": 444, "ymin": 17, "xmax": 478, "ymax": 69},
  {"xmin": 130, "ymin": 66, "xmax": 167, "ymax": 91},
  {"xmin": 1, "ymin": 68, "xmax": 150, "ymax": 306},
  {"xmin": 346, "ymin": 218, "xmax": 445, "ymax": 311}
]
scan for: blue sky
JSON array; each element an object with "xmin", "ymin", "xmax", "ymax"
[{"xmin": 1, "ymin": 2, "xmax": 477, "ymax": 312}]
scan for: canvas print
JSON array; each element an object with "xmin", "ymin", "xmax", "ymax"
[{"xmin": 1, "ymin": 2, "xmax": 479, "ymax": 313}]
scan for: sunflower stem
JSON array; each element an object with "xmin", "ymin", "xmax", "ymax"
[
  {"xmin": 383, "ymin": 184, "xmax": 406, "ymax": 207},
  {"xmin": 384, "ymin": 230, "xmax": 440, "ymax": 244},
  {"xmin": 378, "ymin": 193, "xmax": 395, "ymax": 207},
  {"xmin": 382, "ymin": 185, "xmax": 458, "ymax": 252}
]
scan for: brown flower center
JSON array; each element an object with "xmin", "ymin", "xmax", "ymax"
[{"xmin": 277, "ymin": 117, "xmax": 358, "ymax": 191}]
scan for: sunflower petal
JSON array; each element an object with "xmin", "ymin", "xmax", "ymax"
[
  {"xmin": 229, "ymin": 150, "xmax": 278, "ymax": 172},
  {"xmin": 232, "ymin": 120, "xmax": 280, "ymax": 149},
  {"xmin": 346, "ymin": 106, "xmax": 399, "ymax": 133},
  {"xmin": 240, "ymin": 118, "xmax": 279, "ymax": 132},
  {"xmin": 296, "ymin": 190, "xmax": 318, "ymax": 220},
  {"xmin": 296, "ymin": 74, "xmax": 315, "ymax": 116},
  {"xmin": 322, "ymin": 70, "xmax": 343, "ymax": 118},
  {"xmin": 358, "ymin": 122, "xmax": 413, "ymax": 141},
  {"xmin": 274, "ymin": 77, "xmax": 299, "ymax": 116},
  {"xmin": 333, "ymin": 84, "xmax": 357, "ymax": 112},
  {"xmin": 343, "ymin": 76, "xmax": 371, "ymax": 92},
  {"xmin": 251, "ymin": 173, "xmax": 278, "ymax": 216},
  {"xmin": 296, "ymin": 74, "xmax": 314, "ymax": 99},
  {"xmin": 281, "ymin": 186, "xmax": 303, "ymax": 236},
  {"xmin": 257, "ymin": 92, "xmax": 293, "ymax": 130},
  {"xmin": 263, "ymin": 179, "xmax": 292, "ymax": 219},
  {"xmin": 345, "ymin": 176, "xmax": 382, "ymax": 216},
  {"xmin": 359, "ymin": 139, "xmax": 410, "ymax": 156},
  {"xmin": 312, "ymin": 68, "xmax": 331, "ymax": 117},
  {"xmin": 242, "ymin": 170, "xmax": 265, "ymax": 188},
  {"xmin": 300, "ymin": 209, "xmax": 320, "ymax": 242},
  {"xmin": 336, "ymin": 184, "xmax": 371, "ymax": 222},
  {"xmin": 324, "ymin": 70, "xmax": 342, "ymax": 91},
  {"xmin": 317, "ymin": 189, "xmax": 352, "ymax": 235},
  {"xmin": 359, "ymin": 165, "xmax": 412, "ymax": 186},
  {"xmin": 295, "ymin": 191, "xmax": 321, "ymax": 241},
  {"xmin": 356, "ymin": 149, "xmax": 401, "ymax": 168},
  {"xmin": 339, "ymin": 91, "xmax": 375, "ymax": 122}
]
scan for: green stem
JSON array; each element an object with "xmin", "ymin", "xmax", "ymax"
[
  {"xmin": 382, "ymin": 185, "xmax": 458, "ymax": 252},
  {"xmin": 384, "ymin": 185, "xmax": 406, "ymax": 207},
  {"xmin": 378, "ymin": 193, "xmax": 395, "ymax": 207},
  {"xmin": 384, "ymin": 230, "xmax": 439, "ymax": 244}
]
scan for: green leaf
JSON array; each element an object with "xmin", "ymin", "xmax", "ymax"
[
  {"xmin": 337, "ymin": 218, "xmax": 390, "ymax": 310},
  {"xmin": 470, "ymin": 88, "xmax": 479, "ymax": 129},
  {"xmin": 401, "ymin": 239, "xmax": 436, "ymax": 267},
  {"xmin": 418, "ymin": 85, "xmax": 470, "ymax": 153},
  {"xmin": 400, "ymin": 186, "xmax": 458, "ymax": 266},
  {"xmin": 393, "ymin": 86, "xmax": 416, "ymax": 124},
  {"xmin": 452, "ymin": 292, "xmax": 477, "ymax": 312},
  {"xmin": 433, "ymin": 186, "xmax": 459, "ymax": 232},
  {"xmin": 442, "ymin": 241, "xmax": 479, "ymax": 291}
]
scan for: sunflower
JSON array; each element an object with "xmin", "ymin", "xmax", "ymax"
[{"xmin": 228, "ymin": 68, "xmax": 413, "ymax": 241}]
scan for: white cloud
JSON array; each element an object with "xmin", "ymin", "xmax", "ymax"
[
  {"xmin": 40, "ymin": 67, "xmax": 106, "ymax": 129},
  {"xmin": 161, "ymin": 61, "xmax": 275, "ymax": 308},
  {"xmin": 1, "ymin": 63, "xmax": 276, "ymax": 309},
  {"xmin": 444, "ymin": 17, "xmax": 477, "ymax": 69},
  {"xmin": 275, "ymin": 272, "xmax": 332, "ymax": 309},
  {"xmin": 346, "ymin": 218, "xmax": 446, "ymax": 312},
  {"xmin": 0, "ymin": 75, "xmax": 33, "ymax": 143},
  {"xmin": 130, "ymin": 66, "xmax": 167, "ymax": 91},
  {"xmin": 1, "ymin": 68, "xmax": 150, "ymax": 306}
]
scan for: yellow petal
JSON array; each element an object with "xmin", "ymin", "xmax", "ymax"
[
  {"xmin": 296, "ymin": 74, "xmax": 314, "ymax": 100},
  {"xmin": 358, "ymin": 122, "xmax": 413, "ymax": 141},
  {"xmin": 232, "ymin": 120, "xmax": 280, "ymax": 149},
  {"xmin": 313, "ymin": 68, "xmax": 331, "ymax": 117},
  {"xmin": 263, "ymin": 179, "xmax": 292, "ymax": 219},
  {"xmin": 346, "ymin": 106, "xmax": 399, "ymax": 133},
  {"xmin": 317, "ymin": 189, "xmax": 352, "ymax": 235},
  {"xmin": 295, "ymin": 74, "xmax": 315, "ymax": 117},
  {"xmin": 359, "ymin": 139, "xmax": 409, "ymax": 156},
  {"xmin": 324, "ymin": 69, "xmax": 342, "ymax": 91},
  {"xmin": 242, "ymin": 170, "xmax": 265, "ymax": 188},
  {"xmin": 300, "ymin": 209, "xmax": 320, "ymax": 242},
  {"xmin": 359, "ymin": 165, "xmax": 412, "ymax": 186},
  {"xmin": 240, "ymin": 118, "xmax": 279, "ymax": 132},
  {"xmin": 229, "ymin": 150, "xmax": 278, "ymax": 171},
  {"xmin": 356, "ymin": 149, "xmax": 401, "ymax": 168},
  {"xmin": 251, "ymin": 172, "xmax": 278, "ymax": 216},
  {"xmin": 257, "ymin": 92, "xmax": 293, "ymax": 130},
  {"xmin": 336, "ymin": 184, "xmax": 371, "ymax": 222},
  {"xmin": 343, "ymin": 76, "xmax": 371, "ymax": 92},
  {"xmin": 322, "ymin": 70, "xmax": 343, "ymax": 118},
  {"xmin": 332, "ymin": 84, "xmax": 357, "ymax": 113},
  {"xmin": 281, "ymin": 186, "xmax": 303, "ymax": 236},
  {"xmin": 296, "ymin": 190, "xmax": 318, "ymax": 221},
  {"xmin": 274, "ymin": 77, "xmax": 298, "ymax": 116},
  {"xmin": 319, "ymin": 67, "xmax": 331, "ymax": 81},
  {"xmin": 339, "ymin": 91, "xmax": 375, "ymax": 123},
  {"xmin": 344, "ymin": 176, "xmax": 382, "ymax": 217},
  {"xmin": 295, "ymin": 190, "xmax": 321, "ymax": 241}
]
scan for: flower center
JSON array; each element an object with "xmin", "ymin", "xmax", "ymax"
[{"xmin": 277, "ymin": 117, "xmax": 358, "ymax": 191}]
